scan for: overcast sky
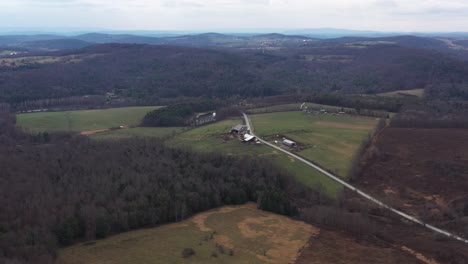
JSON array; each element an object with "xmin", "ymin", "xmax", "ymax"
[{"xmin": 1, "ymin": 0, "xmax": 468, "ymax": 32}]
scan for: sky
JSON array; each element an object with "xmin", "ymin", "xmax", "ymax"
[{"xmin": 0, "ymin": 0, "xmax": 468, "ymax": 32}]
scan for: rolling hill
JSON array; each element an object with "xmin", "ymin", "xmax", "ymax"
[{"xmin": 1, "ymin": 42, "xmax": 468, "ymax": 104}]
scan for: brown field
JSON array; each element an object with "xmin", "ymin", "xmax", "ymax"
[
  {"xmin": 358, "ymin": 127, "xmax": 468, "ymax": 236},
  {"xmin": 296, "ymin": 229, "xmax": 424, "ymax": 264},
  {"xmin": 313, "ymin": 121, "xmax": 373, "ymax": 130},
  {"xmin": 59, "ymin": 204, "xmax": 317, "ymax": 264}
]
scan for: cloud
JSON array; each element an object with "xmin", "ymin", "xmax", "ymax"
[
  {"xmin": 0, "ymin": 0, "xmax": 468, "ymax": 32},
  {"xmin": 373, "ymin": 0, "xmax": 397, "ymax": 8}
]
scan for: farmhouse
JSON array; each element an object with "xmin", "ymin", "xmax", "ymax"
[
  {"xmin": 283, "ymin": 139, "xmax": 297, "ymax": 148},
  {"xmin": 231, "ymin": 124, "xmax": 248, "ymax": 134},
  {"xmin": 192, "ymin": 112, "xmax": 216, "ymax": 126}
]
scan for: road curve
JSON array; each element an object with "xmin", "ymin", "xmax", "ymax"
[{"xmin": 243, "ymin": 113, "xmax": 468, "ymax": 245}]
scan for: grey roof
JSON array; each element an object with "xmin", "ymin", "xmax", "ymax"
[{"xmin": 232, "ymin": 124, "xmax": 247, "ymax": 131}]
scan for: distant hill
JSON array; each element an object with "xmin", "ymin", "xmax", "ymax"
[
  {"xmin": 1, "ymin": 32, "xmax": 468, "ymax": 61},
  {"xmin": 453, "ymin": 39, "xmax": 468, "ymax": 48},
  {"xmin": 313, "ymin": 35, "xmax": 468, "ymax": 60},
  {"xmin": 17, "ymin": 39, "xmax": 93, "ymax": 51},
  {"xmin": 281, "ymin": 28, "xmax": 393, "ymax": 38},
  {"xmin": 0, "ymin": 34, "xmax": 63, "ymax": 46},
  {"xmin": 74, "ymin": 33, "xmax": 163, "ymax": 44},
  {"xmin": 1, "ymin": 43, "xmax": 468, "ymax": 104}
]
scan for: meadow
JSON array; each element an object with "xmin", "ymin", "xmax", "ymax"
[
  {"xmin": 17, "ymin": 106, "xmax": 161, "ymax": 133},
  {"xmin": 249, "ymin": 111, "xmax": 378, "ymax": 178},
  {"xmin": 59, "ymin": 204, "xmax": 317, "ymax": 264},
  {"xmin": 378, "ymin": 88, "xmax": 424, "ymax": 98}
]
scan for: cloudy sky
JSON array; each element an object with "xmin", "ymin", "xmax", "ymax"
[{"xmin": 1, "ymin": 0, "xmax": 467, "ymax": 32}]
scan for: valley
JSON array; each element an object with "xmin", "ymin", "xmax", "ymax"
[{"xmin": 2, "ymin": 27, "xmax": 468, "ymax": 264}]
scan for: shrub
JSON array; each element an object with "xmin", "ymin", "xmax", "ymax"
[{"xmin": 181, "ymin": 248, "xmax": 195, "ymax": 258}]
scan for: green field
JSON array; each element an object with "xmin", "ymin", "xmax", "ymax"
[
  {"xmin": 59, "ymin": 204, "xmax": 317, "ymax": 264},
  {"xmin": 250, "ymin": 112, "xmax": 378, "ymax": 178},
  {"xmin": 17, "ymin": 106, "xmax": 161, "ymax": 133},
  {"xmin": 170, "ymin": 118, "xmax": 343, "ymax": 197},
  {"xmin": 246, "ymin": 103, "xmax": 355, "ymax": 115},
  {"xmin": 90, "ymin": 127, "xmax": 185, "ymax": 140}
]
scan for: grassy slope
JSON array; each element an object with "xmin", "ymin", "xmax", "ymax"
[
  {"xmin": 250, "ymin": 112, "xmax": 378, "ymax": 178},
  {"xmin": 59, "ymin": 204, "xmax": 316, "ymax": 264},
  {"xmin": 378, "ymin": 88, "xmax": 424, "ymax": 98},
  {"xmin": 17, "ymin": 106, "xmax": 161, "ymax": 133}
]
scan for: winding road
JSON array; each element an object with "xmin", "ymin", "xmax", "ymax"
[{"xmin": 243, "ymin": 113, "xmax": 468, "ymax": 245}]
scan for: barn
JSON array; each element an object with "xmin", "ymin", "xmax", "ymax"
[
  {"xmin": 283, "ymin": 139, "xmax": 297, "ymax": 148},
  {"xmin": 231, "ymin": 124, "xmax": 247, "ymax": 134}
]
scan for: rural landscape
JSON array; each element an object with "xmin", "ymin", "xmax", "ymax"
[{"xmin": 2, "ymin": 1, "xmax": 468, "ymax": 264}]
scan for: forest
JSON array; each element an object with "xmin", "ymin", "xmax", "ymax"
[
  {"xmin": 2, "ymin": 42, "xmax": 468, "ymax": 108},
  {"xmin": 0, "ymin": 113, "xmax": 298, "ymax": 264},
  {"xmin": 390, "ymin": 100, "xmax": 468, "ymax": 128}
]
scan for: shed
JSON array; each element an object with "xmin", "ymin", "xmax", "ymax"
[{"xmin": 283, "ymin": 139, "xmax": 297, "ymax": 148}]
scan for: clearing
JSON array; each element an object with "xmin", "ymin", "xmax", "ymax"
[
  {"xmin": 59, "ymin": 203, "xmax": 432, "ymax": 264},
  {"xmin": 249, "ymin": 111, "xmax": 378, "ymax": 178},
  {"xmin": 17, "ymin": 106, "xmax": 161, "ymax": 133},
  {"xmin": 169, "ymin": 118, "xmax": 343, "ymax": 198},
  {"xmin": 59, "ymin": 204, "xmax": 316, "ymax": 264},
  {"xmin": 378, "ymin": 89, "xmax": 424, "ymax": 98}
]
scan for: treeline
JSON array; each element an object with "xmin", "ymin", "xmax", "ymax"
[
  {"xmin": 390, "ymin": 100, "xmax": 468, "ymax": 128},
  {"xmin": 248, "ymin": 93, "xmax": 408, "ymax": 114},
  {"xmin": 0, "ymin": 114, "xmax": 297, "ymax": 263},
  {"xmin": 348, "ymin": 118, "xmax": 387, "ymax": 182},
  {"xmin": 141, "ymin": 101, "xmax": 218, "ymax": 127}
]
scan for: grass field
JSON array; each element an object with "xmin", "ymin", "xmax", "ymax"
[
  {"xmin": 17, "ymin": 106, "xmax": 161, "ymax": 133},
  {"xmin": 378, "ymin": 89, "xmax": 424, "ymax": 98},
  {"xmin": 246, "ymin": 103, "xmax": 355, "ymax": 115},
  {"xmin": 250, "ymin": 112, "xmax": 378, "ymax": 178},
  {"xmin": 59, "ymin": 204, "xmax": 318, "ymax": 264},
  {"xmin": 90, "ymin": 127, "xmax": 186, "ymax": 140}
]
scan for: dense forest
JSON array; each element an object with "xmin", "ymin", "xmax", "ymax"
[
  {"xmin": 2, "ymin": 42, "xmax": 468, "ymax": 108},
  {"xmin": 390, "ymin": 100, "xmax": 468, "ymax": 128},
  {"xmin": 0, "ymin": 113, "xmax": 298, "ymax": 264}
]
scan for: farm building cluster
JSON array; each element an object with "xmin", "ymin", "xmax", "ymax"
[{"xmin": 230, "ymin": 124, "xmax": 260, "ymax": 144}]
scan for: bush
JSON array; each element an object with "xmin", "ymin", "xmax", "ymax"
[{"xmin": 181, "ymin": 248, "xmax": 195, "ymax": 258}]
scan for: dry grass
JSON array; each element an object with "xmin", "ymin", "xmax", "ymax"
[
  {"xmin": 313, "ymin": 121, "xmax": 373, "ymax": 130},
  {"xmin": 59, "ymin": 203, "xmax": 317, "ymax": 264}
]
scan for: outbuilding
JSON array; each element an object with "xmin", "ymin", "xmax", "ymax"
[
  {"xmin": 283, "ymin": 139, "xmax": 297, "ymax": 148},
  {"xmin": 243, "ymin": 133, "xmax": 256, "ymax": 142}
]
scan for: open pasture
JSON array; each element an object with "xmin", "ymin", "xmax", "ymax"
[
  {"xmin": 17, "ymin": 106, "xmax": 161, "ymax": 133},
  {"xmin": 249, "ymin": 111, "xmax": 378, "ymax": 178}
]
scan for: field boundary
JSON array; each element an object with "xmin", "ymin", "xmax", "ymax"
[{"xmin": 243, "ymin": 113, "xmax": 468, "ymax": 245}]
